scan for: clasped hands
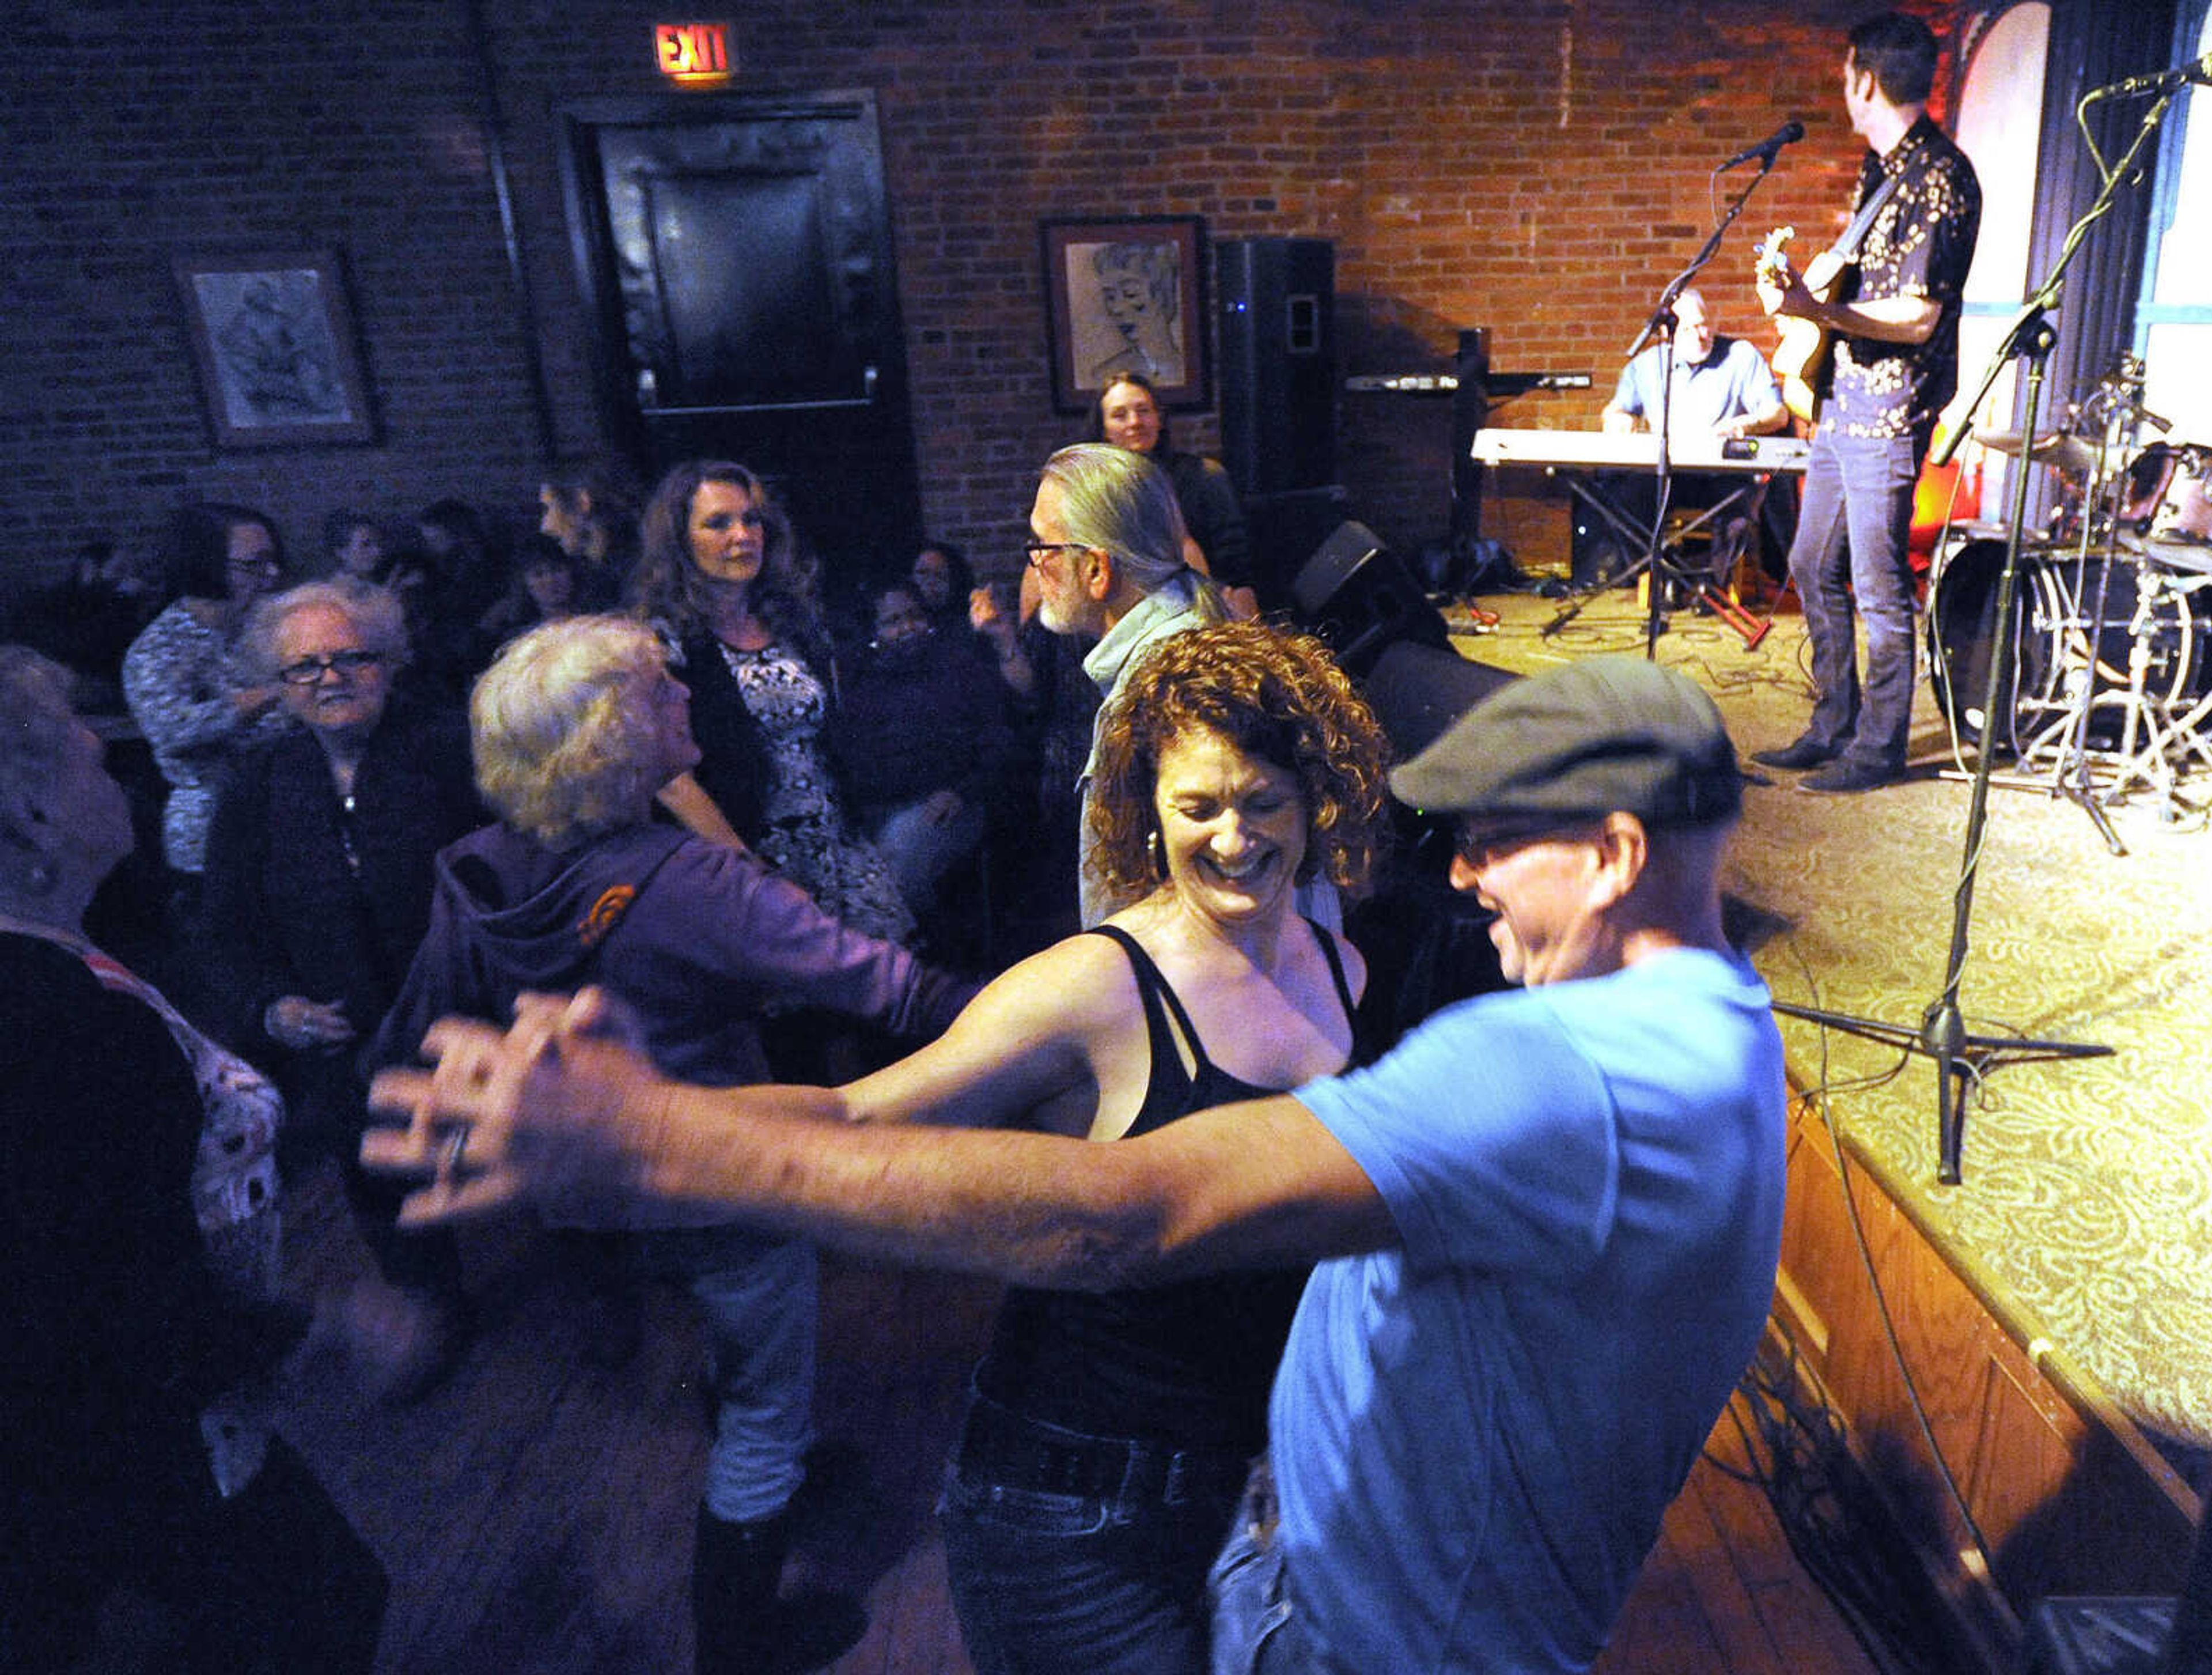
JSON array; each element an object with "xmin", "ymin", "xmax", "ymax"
[{"xmin": 361, "ymin": 988, "xmax": 664, "ymax": 1228}]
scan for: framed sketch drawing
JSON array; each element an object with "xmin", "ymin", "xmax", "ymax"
[
  {"xmin": 1040, "ymin": 216, "xmax": 1207, "ymax": 414},
  {"xmin": 173, "ymin": 249, "xmax": 376, "ymax": 447}
]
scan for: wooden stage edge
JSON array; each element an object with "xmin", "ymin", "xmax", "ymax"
[{"xmin": 1769, "ymin": 1073, "xmax": 2203, "ymax": 1669}]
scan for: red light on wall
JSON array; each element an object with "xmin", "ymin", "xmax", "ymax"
[{"xmin": 656, "ymin": 22, "xmax": 733, "ymax": 85}]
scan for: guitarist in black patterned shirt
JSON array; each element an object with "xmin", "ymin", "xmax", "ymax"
[{"xmin": 1752, "ymin": 11, "xmax": 1980, "ymax": 794}]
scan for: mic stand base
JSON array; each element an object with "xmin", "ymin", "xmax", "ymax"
[
  {"xmin": 1771, "ymin": 999, "xmax": 2112, "ymax": 1186},
  {"xmin": 1933, "ymin": 761, "xmax": 2126, "ymax": 856}
]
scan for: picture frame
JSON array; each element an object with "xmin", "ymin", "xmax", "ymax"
[
  {"xmin": 172, "ymin": 248, "xmax": 377, "ymax": 448},
  {"xmin": 1040, "ymin": 215, "xmax": 1207, "ymax": 415}
]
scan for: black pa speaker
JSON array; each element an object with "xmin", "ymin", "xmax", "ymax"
[
  {"xmin": 1291, "ymin": 520, "xmax": 1450, "ymax": 679},
  {"xmin": 1243, "ymin": 483, "xmax": 1351, "ymax": 610},
  {"xmin": 1217, "ymin": 237, "xmax": 1335, "ymax": 497}
]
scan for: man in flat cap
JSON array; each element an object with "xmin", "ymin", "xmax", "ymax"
[{"xmin": 366, "ymin": 655, "xmax": 1787, "ymax": 1674}]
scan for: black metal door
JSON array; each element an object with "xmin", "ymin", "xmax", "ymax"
[{"xmin": 560, "ymin": 90, "xmax": 922, "ymax": 577}]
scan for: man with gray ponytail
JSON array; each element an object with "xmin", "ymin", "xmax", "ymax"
[{"xmin": 1022, "ymin": 441, "xmax": 1260, "ymax": 925}]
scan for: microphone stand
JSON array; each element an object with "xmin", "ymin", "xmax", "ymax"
[
  {"xmin": 1548, "ymin": 143, "xmax": 1787, "ymax": 646},
  {"xmin": 1563, "ymin": 150, "xmax": 1782, "ymax": 656},
  {"xmin": 1780, "ymin": 78, "xmax": 2179, "ymax": 1183}
]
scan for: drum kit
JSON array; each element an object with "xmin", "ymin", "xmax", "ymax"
[{"xmin": 1925, "ymin": 356, "xmax": 2212, "ymax": 825}]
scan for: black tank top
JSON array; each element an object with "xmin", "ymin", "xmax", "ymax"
[{"xmin": 971, "ymin": 920, "xmax": 1363, "ymax": 1454}]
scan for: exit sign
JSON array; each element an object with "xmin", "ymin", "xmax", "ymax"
[{"xmin": 656, "ymin": 22, "xmax": 733, "ymax": 85}]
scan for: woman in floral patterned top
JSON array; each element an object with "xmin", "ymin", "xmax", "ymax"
[
  {"xmin": 122, "ymin": 502, "xmax": 292, "ymax": 881},
  {"xmin": 631, "ymin": 459, "xmax": 914, "ymax": 949}
]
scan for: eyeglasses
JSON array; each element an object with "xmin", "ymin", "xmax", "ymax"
[
  {"xmin": 278, "ymin": 650, "xmax": 384, "ymax": 685},
  {"xmin": 1022, "ymin": 539, "xmax": 1088, "ymax": 570},
  {"xmin": 1453, "ymin": 816, "xmax": 1601, "ymax": 864}
]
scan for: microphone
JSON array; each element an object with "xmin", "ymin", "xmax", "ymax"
[
  {"xmin": 2094, "ymin": 54, "xmax": 2212, "ymax": 97},
  {"xmin": 1720, "ymin": 119, "xmax": 1805, "ymax": 170}
]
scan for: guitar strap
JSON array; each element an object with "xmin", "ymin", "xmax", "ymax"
[{"xmin": 1832, "ymin": 170, "xmax": 1905, "ymax": 264}]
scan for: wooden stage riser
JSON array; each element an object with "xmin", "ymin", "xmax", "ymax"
[{"xmin": 1771, "ymin": 1096, "xmax": 2200, "ymax": 1663}]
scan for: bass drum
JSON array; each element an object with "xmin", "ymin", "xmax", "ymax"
[{"xmin": 1926, "ymin": 538, "xmax": 2210, "ymax": 755}]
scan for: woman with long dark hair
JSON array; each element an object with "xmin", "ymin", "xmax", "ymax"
[{"xmin": 631, "ymin": 459, "xmax": 913, "ymax": 948}]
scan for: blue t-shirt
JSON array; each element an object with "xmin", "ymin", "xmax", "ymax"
[{"xmin": 1275, "ymin": 948, "xmax": 1786, "ymax": 1673}]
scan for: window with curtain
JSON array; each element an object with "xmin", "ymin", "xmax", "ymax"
[{"xmin": 2135, "ymin": 3, "xmax": 2212, "ymax": 440}]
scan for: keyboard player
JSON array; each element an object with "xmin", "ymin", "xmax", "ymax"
[
  {"xmin": 1601, "ymin": 289, "xmax": 1787, "ymax": 442},
  {"xmin": 1596, "ymin": 289, "xmax": 1791, "ymax": 592}
]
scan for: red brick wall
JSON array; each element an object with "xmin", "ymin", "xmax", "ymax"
[{"xmin": 2, "ymin": 0, "xmax": 1936, "ymax": 603}]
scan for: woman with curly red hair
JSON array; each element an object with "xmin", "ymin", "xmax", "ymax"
[{"xmin": 915, "ymin": 622, "xmax": 1388, "ymax": 1673}]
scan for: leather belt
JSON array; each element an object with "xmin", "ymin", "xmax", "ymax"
[{"xmin": 956, "ymin": 1395, "xmax": 1253, "ymax": 1507}]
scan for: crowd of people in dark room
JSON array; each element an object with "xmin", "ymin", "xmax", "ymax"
[
  {"xmin": 16, "ymin": 4, "xmax": 1974, "ymax": 1643},
  {"xmin": 1, "ymin": 422, "xmax": 1786, "ymax": 1675},
  {"xmin": 0, "ymin": 418, "xmax": 1297, "ymax": 1671}
]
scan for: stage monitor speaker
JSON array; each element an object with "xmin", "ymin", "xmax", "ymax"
[
  {"xmin": 1361, "ymin": 638, "xmax": 1517, "ymax": 762},
  {"xmin": 1217, "ymin": 237, "xmax": 1335, "ymax": 497},
  {"xmin": 1291, "ymin": 520, "xmax": 1450, "ymax": 680}
]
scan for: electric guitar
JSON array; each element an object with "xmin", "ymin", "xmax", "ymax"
[{"xmin": 1753, "ymin": 175, "xmax": 1904, "ymax": 426}]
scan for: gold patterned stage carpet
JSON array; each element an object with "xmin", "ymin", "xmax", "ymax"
[{"xmin": 1450, "ymin": 583, "xmax": 2212, "ymax": 1481}]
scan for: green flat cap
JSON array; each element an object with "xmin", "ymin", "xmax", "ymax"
[{"xmin": 1387, "ymin": 656, "xmax": 1741, "ymax": 829}]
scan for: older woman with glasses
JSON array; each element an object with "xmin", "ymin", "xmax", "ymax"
[
  {"xmin": 200, "ymin": 580, "xmax": 484, "ymax": 1396},
  {"xmin": 122, "ymin": 501, "xmax": 294, "ymax": 899}
]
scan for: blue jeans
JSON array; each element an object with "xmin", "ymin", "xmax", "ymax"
[
  {"xmin": 627, "ymin": 1226, "xmax": 816, "ymax": 1524},
  {"xmin": 1786, "ymin": 426, "xmax": 1927, "ymax": 770},
  {"xmin": 1206, "ymin": 1465, "xmax": 1325, "ymax": 1675},
  {"xmin": 941, "ymin": 1399, "xmax": 1251, "ymax": 1675},
  {"xmin": 864, "ymin": 795, "xmax": 986, "ymax": 917}
]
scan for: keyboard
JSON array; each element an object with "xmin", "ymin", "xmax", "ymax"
[{"xmin": 1470, "ymin": 428, "xmax": 1810, "ymax": 474}]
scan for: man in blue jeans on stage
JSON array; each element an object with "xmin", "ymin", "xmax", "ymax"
[
  {"xmin": 1754, "ymin": 10, "xmax": 1981, "ymax": 793},
  {"xmin": 367, "ymin": 656, "xmax": 1789, "ymax": 1674}
]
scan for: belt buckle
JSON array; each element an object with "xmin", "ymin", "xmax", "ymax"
[{"xmin": 1039, "ymin": 1438, "xmax": 1097, "ymax": 1498}]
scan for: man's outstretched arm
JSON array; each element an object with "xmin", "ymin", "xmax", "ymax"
[{"xmin": 365, "ymin": 990, "xmax": 1396, "ymax": 1289}]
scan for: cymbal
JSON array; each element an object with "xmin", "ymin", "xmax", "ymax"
[{"xmin": 1978, "ymin": 429, "xmax": 2100, "ymax": 475}]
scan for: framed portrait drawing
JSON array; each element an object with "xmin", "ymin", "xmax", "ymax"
[
  {"xmin": 173, "ymin": 249, "xmax": 377, "ymax": 447},
  {"xmin": 1040, "ymin": 216, "xmax": 1207, "ymax": 415}
]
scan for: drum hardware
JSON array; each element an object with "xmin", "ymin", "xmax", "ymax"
[
  {"xmin": 2071, "ymin": 564, "xmax": 2212, "ymax": 818},
  {"xmin": 2117, "ymin": 441, "xmax": 2212, "ymax": 577},
  {"xmin": 2032, "ymin": 361, "xmax": 2212, "ymax": 826},
  {"xmin": 1930, "ymin": 358, "xmax": 2212, "ymax": 832}
]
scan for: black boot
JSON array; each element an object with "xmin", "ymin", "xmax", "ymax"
[{"xmin": 692, "ymin": 1509, "xmax": 866, "ymax": 1675}]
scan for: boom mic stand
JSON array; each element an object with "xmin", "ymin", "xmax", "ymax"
[
  {"xmin": 1776, "ymin": 70, "xmax": 2184, "ymax": 1182},
  {"xmin": 1630, "ymin": 152, "xmax": 1779, "ymax": 659},
  {"xmin": 1544, "ymin": 145, "xmax": 1783, "ymax": 653}
]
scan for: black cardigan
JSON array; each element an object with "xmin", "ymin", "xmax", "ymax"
[{"xmin": 200, "ymin": 699, "xmax": 482, "ymax": 1067}]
